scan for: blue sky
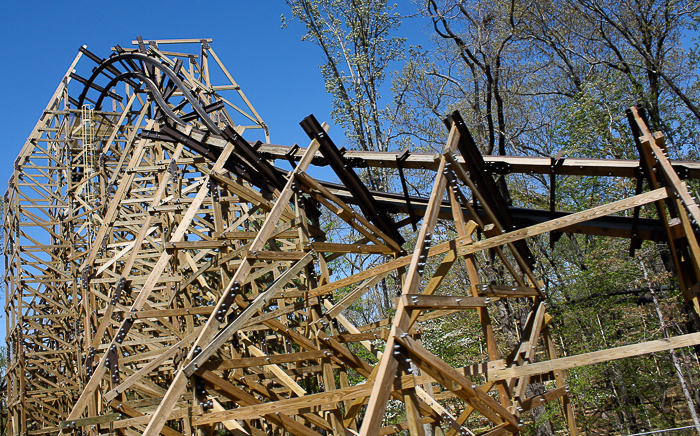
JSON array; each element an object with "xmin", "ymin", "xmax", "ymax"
[
  {"xmin": 0, "ymin": 1, "xmax": 332, "ymax": 182},
  {"xmin": 0, "ymin": 1, "xmax": 431, "ymax": 340},
  {"xmin": 0, "ymin": 1, "xmax": 430, "ymax": 185}
]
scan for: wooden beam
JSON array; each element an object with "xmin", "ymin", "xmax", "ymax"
[
  {"xmin": 394, "ymin": 327, "xmax": 520, "ymax": 428},
  {"xmin": 490, "ymin": 332, "xmax": 700, "ymax": 380}
]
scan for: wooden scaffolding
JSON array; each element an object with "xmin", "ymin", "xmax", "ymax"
[{"xmin": 4, "ymin": 38, "xmax": 700, "ymax": 436}]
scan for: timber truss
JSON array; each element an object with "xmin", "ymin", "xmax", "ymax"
[{"xmin": 4, "ymin": 38, "xmax": 700, "ymax": 436}]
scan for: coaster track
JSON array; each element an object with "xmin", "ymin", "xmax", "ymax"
[{"xmin": 4, "ymin": 38, "xmax": 700, "ymax": 436}]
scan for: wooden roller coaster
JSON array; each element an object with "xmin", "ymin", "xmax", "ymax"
[{"xmin": 4, "ymin": 38, "xmax": 700, "ymax": 436}]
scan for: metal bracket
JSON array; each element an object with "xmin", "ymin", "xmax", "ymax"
[
  {"xmin": 194, "ymin": 375, "xmax": 213, "ymax": 410},
  {"xmin": 396, "ymin": 148, "xmax": 417, "ymax": 231},
  {"xmin": 115, "ymin": 310, "xmax": 136, "ymax": 344},
  {"xmin": 486, "ymin": 161, "xmax": 513, "ymax": 175},
  {"xmin": 285, "ymin": 144, "xmax": 300, "ymax": 168},
  {"xmin": 81, "ymin": 265, "xmax": 93, "ymax": 290},
  {"xmin": 208, "ymin": 178, "xmax": 219, "ymax": 202},
  {"xmin": 215, "ymin": 281, "xmax": 240, "ymax": 322},
  {"xmin": 84, "ymin": 347, "xmax": 97, "ymax": 378},
  {"xmin": 111, "ymin": 277, "xmax": 127, "ymax": 306},
  {"xmin": 106, "ymin": 345, "xmax": 120, "ymax": 384}
]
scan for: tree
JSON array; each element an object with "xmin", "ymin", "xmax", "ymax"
[
  {"xmin": 283, "ymin": 0, "xmax": 409, "ymax": 325},
  {"xmin": 283, "ymin": 0, "xmax": 405, "ymax": 169},
  {"xmin": 518, "ymin": 0, "xmax": 700, "ymax": 149},
  {"xmin": 286, "ymin": 0, "xmax": 700, "ymax": 431}
]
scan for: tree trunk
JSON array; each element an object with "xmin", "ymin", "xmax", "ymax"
[
  {"xmin": 650, "ymin": 287, "xmax": 700, "ymax": 435},
  {"xmin": 526, "ymin": 382, "xmax": 554, "ymax": 436},
  {"xmin": 643, "ymin": 261, "xmax": 700, "ymax": 434}
]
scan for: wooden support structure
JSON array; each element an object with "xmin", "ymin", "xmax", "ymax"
[{"xmin": 4, "ymin": 39, "xmax": 700, "ymax": 436}]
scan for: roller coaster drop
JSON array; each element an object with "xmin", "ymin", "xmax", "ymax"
[{"xmin": 5, "ymin": 38, "xmax": 700, "ymax": 436}]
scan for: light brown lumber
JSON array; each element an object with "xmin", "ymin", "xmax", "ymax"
[
  {"xmin": 456, "ymin": 193, "xmax": 667, "ymax": 257},
  {"xmin": 109, "ymin": 408, "xmax": 192, "ymax": 429},
  {"xmin": 103, "ymin": 328, "xmax": 202, "ymax": 402},
  {"xmin": 402, "ymin": 295, "xmax": 490, "ymax": 310},
  {"xmin": 60, "ymin": 129, "xmax": 195, "ymax": 427},
  {"xmin": 131, "ymin": 38, "xmax": 213, "ymax": 44},
  {"xmin": 357, "ymin": 127, "xmax": 460, "ymax": 436},
  {"xmin": 239, "ymin": 333, "xmax": 307, "ymax": 396},
  {"xmin": 309, "ymin": 188, "xmax": 667, "ymax": 301},
  {"xmin": 109, "ymin": 400, "xmax": 183, "ymax": 436},
  {"xmin": 165, "ymin": 240, "xmax": 227, "ymax": 250},
  {"xmin": 194, "ymin": 373, "xmax": 433, "ymax": 426},
  {"xmin": 317, "ymin": 331, "xmax": 374, "ymax": 377},
  {"xmin": 310, "ymin": 242, "xmax": 393, "ymax": 254},
  {"xmin": 193, "ymin": 383, "xmax": 372, "ymax": 424},
  {"xmin": 256, "ymin": 143, "xmax": 700, "ymax": 179},
  {"xmin": 490, "ymin": 332, "xmax": 700, "ymax": 380},
  {"xmin": 142, "ymin": 126, "xmax": 324, "ymax": 436},
  {"xmin": 477, "ymin": 284, "xmax": 540, "ymax": 298},
  {"xmin": 201, "ymin": 350, "xmax": 327, "ymax": 370},
  {"xmin": 394, "ymin": 327, "xmax": 520, "ymax": 428},
  {"xmin": 455, "ymin": 187, "xmax": 667, "ymax": 257},
  {"xmin": 520, "ymin": 386, "xmax": 568, "ymax": 412},
  {"xmin": 195, "ymin": 370, "xmax": 323, "ymax": 436},
  {"xmin": 244, "ymin": 250, "xmax": 307, "ymax": 260},
  {"xmin": 59, "ymin": 414, "xmax": 120, "ymax": 430},
  {"xmin": 183, "ymin": 252, "xmax": 314, "ymax": 376},
  {"xmin": 209, "ymin": 399, "xmax": 250, "ymax": 435},
  {"xmin": 444, "ymin": 382, "xmax": 496, "ymax": 436},
  {"xmin": 311, "ymin": 273, "xmax": 388, "ymax": 330},
  {"xmin": 115, "ymin": 306, "xmax": 213, "ymax": 319},
  {"xmin": 632, "ymin": 108, "xmax": 700, "ymax": 224},
  {"xmin": 542, "ymin": 327, "xmax": 579, "ymax": 434}
]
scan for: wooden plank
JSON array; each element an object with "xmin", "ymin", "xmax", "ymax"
[
  {"xmin": 103, "ymin": 328, "xmax": 202, "ymax": 402},
  {"xmin": 444, "ymin": 382, "xmax": 496, "ymax": 436},
  {"xmin": 183, "ymin": 252, "xmax": 314, "ymax": 376},
  {"xmin": 131, "ymin": 38, "xmax": 213, "ymax": 44},
  {"xmin": 456, "ymin": 188, "xmax": 667, "ymax": 257},
  {"xmin": 310, "ymin": 242, "xmax": 393, "ymax": 254},
  {"xmin": 402, "ymin": 295, "xmax": 490, "ymax": 310},
  {"xmin": 194, "ymin": 382, "xmax": 372, "ymax": 424},
  {"xmin": 59, "ymin": 414, "xmax": 120, "ymax": 430},
  {"xmin": 196, "ymin": 370, "xmax": 323, "ymax": 436},
  {"xmin": 193, "ymin": 373, "xmax": 434, "ymax": 426},
  {"xmin": 520, "ymin": 386, "xmax": 567, "ymax": 412},
  {"xmin": 166, "ymin": 240, "xmax": 227, "ymax": 250},
  {"xmin": 110, "ymin": 400, "xmax": 184, "ymax": 436},
  {"xmin": 202, "ymin": 350, "xmax": 327, "ymax": 370},
  {"xmin": 244, "ymin": 250, "xmax": 307, "ymax": 261},
  {"xmin": 310, "ymin": 187, "xmax": 666, "ymax": 301},
  {"xmin": 142, "ymin": 127, "xmax": 325, "ymax": 436},
  {"xmin": 490, "ymin": 332, "xmax": 700, "ymax": 380},
  {"xmin": 477, "ymin": 284, "xmax": 540, "ymax": 298},
  {"xmin": 256, "ymin": 143, "xmax": 700, "ymax": 179},
  {"xmin": 394, "ymin": 327, "xmax": 520, "ymax": 428},
  {"xmin": 109, "ymin": 408, "xmax": 192, "ymax": 429},
  {"xmin": 358, "ymin": 125, "xmax": 461, "ymax": 436},
  {"xmin": 317, "ymin": 331, "xmax": 374, "ymax": 377},
  {"xmin": 311, "ymin": 273, "xmax": 388, "ymax": 330}
]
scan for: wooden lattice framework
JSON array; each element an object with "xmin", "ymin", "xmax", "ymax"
[{"xmin": 4, "ymin": 38, "xmax": 700, "ymax": 436}]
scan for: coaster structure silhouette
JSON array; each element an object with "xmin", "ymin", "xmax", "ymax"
[{"xmin": 4, "ymin": 38, "xmax": 700, "ymax": 436}]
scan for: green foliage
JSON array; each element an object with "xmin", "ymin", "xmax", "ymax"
[
  {"xmin": 283, "ymin": 0, "xmax": 405, "ymax": 155},
  {"xmin": 286, "ymin": 0, "xmax": 700, "ymax": 432}
]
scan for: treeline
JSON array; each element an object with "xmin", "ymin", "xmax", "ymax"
[{"xmin": 284, "ymin": 0, "xmax": 700, "ymax": 433}]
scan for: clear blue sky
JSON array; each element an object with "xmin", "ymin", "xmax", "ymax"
[
  {"xmin": 0, "ymin": 1, "xmax": 430, "ymax": 185},
  {"xmin": 0, "ymin": 1, "xmax": 334, "ymax": 182}
]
